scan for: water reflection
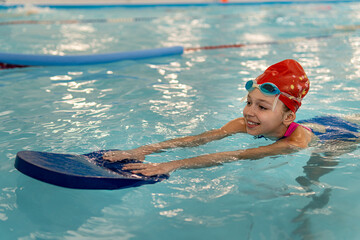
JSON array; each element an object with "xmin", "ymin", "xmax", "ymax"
[
  {"xmin": 348, "ymin": 36, "xmax": 360, "ymax": 81},
  {"xmin": 40, "ymin": 73, "xmax": 113, "ymax": 151},
  {"xmin": 148, "ymin": 62, "xmax": 196, "ymax": 118},
  {"xmin": 158, "ymin": 14, "xmax": 206, "ymax": 47},
  {"xmin": 150, "ymin": 173, "xmax": 241, "ymax": 228}
]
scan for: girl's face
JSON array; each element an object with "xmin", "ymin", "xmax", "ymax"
[{"xmin": 243, "ymin": 89, "xmax": 289, "ymax": 138}]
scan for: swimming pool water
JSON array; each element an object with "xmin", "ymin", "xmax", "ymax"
[{"xmin": 1, "ymin": 2, "xmax": 360, "ymax": 240}]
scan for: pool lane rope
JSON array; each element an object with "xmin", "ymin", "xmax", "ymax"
[
  {"xmin": 0, "ymin": 31, "xmax": 352, "ymax": 70},
  {"xmin": 0, "ymin": 17, "xmax": 157, "ymax": 26},
  {"xmin": 0, "ymin": 13, "xmax": 248, "ymax": 26}
]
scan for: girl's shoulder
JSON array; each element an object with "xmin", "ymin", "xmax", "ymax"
[
  {"xmin": 220, "ymin": 117, "xmax": 247, "ymax": 134},
  {"xmin": 285, "ymin": 122, "xmax": 314, "ymax": 148}
]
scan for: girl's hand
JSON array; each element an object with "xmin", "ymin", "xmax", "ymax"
[
  {"xmin": 102, "ymin": 150, "xmax": 145, "ymax": 162},
  {"xmin": 123, "ymin": 162, "xmax": 177, "ymax": 176}
]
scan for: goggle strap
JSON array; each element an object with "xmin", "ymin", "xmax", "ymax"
[
  {"xmin": 272, "ymin": 94, "xmax": 280, "ymax": 111},
  {"xmin": 240, "ymin": 93, "xmax": 248, "ymax": 103},
  {"xmin": 281, "ymin": 92, "xmax": 302, "ymax": 103}
]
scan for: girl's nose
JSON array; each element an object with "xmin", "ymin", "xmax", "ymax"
[{"xmin": 244, "ymin": 105, "xmax": 255, "ymax": 117}]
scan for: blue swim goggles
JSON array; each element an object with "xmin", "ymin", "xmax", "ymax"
[
  {"xmin": 245, "ymin": 80, "xmax": 280, "ymax": 96},
  {"xmin": 245, "ymin": 80, "xmax": 302, "ymax": 103},
  {"xmin": 244, "ymin": 80, "xmax": 302, "ymax": 111}
]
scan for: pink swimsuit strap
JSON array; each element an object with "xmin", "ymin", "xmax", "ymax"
[{"xmin": 283, "ymin": 122, "xmax": 312, "ymax": 138}]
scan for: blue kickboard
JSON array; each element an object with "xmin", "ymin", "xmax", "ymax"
[{"xmin": 15, "ymin": 150, "xmax": 168, "ymax": 190}]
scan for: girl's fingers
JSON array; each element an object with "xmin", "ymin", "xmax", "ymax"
[
  {"xmin": 123, "ymin": 163, "xmax": 157, "ymax": 170},
  {"xmin": 122, "ymin": 163, "xmax": 144, "ymax": 170},
  {"xmin": 123, "ymin": 163, "xmax": 167, "ymax": 176},
  {"xmin": 132, "ymin": 169, "xmax": 158, "ymax": 176}
]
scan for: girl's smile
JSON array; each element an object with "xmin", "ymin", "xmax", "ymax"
[{"xmin": 246, "ymin": 120, "xmax": 260, "ymax": 129}]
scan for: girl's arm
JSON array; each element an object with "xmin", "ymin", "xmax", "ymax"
[
  {"xmin": 123, "ymin": 139, "xmax": 300, "ymax": 176},
  {"xmin": 103, "ymin": 118, "xmax": 246, "ymax": 162}
]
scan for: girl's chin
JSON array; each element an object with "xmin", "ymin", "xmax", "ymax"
[{"xmin": 246, "ymin": 128, "xmax": 261, "ymax": 136}]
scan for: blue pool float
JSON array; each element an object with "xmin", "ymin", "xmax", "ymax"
[
  {"xmin": 15, "ymin": 150, "xmax": 168, "ymax": 189},
  {"xmin": 0, "ymin": 46, "xmax": 184, "ymax": 66}
]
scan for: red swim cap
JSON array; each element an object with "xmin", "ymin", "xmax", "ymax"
[{"xmin": 255, "ymin": 59, "xmax": 310, "ymax": 112}]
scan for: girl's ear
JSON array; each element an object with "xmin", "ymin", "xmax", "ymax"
[{"xmin": 283, "ymin": 111, "xmax": 296, "ymax": 126}]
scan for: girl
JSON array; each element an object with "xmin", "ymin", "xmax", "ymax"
[{"xmin": 102, "ymin": 59, "xmax": 320, "ymax": 176}]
